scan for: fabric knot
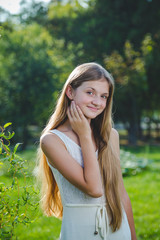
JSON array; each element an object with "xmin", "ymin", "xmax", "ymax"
[{"xmin": 95, "ymin": 205, "xmax": 109, "ymax": 239}]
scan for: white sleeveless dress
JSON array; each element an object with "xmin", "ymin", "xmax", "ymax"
[{"xmin": 47, "ymin": 129, "xmax": 131, "ymax": 240}]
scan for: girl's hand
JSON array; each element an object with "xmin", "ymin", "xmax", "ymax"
[{"xmin": 67, "ymin": 101, "xmax": 91, "ymax": 137}]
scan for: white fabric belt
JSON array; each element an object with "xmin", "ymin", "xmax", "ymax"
[{"xmin": 65, "ymin": 203, "xmax": 109, "ymax": 239}]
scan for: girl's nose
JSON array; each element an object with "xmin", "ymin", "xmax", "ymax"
[{"xmin": 92, "ymin": 96, "xmax": 101, "ymax": 105}]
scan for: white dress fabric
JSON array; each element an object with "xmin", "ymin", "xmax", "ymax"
[{"xmin": 47, "ymin": 129, "xmax": 131, "ymax": 240}]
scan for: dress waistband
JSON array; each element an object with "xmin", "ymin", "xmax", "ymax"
[{"xmin": 64, "ymin": 203, "xmax": 109, "ymax": 239}]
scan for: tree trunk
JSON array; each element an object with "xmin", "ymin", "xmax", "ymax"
[
  {"xmin": 147, "ymin": 118, "xmax": 151, "ymax": 140},
  {"xmin": 128, "ymin": 121, "xmax": 138, "ymax": 145},
  {"xmin": 138, "ymin": 116, "xmax": 143, "ymax": 140}
]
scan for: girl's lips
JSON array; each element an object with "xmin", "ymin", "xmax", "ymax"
[{"xmin": 87, "ymin": 106, "xmax": 99, "ymax": 111}]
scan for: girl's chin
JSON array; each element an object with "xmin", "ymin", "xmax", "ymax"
[{"xmin": 84, "ymin": 113, "xmax": 99, "ymax": 119}]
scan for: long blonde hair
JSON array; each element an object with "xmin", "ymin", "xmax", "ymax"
[{"xmin": 37, "ymin": 62, "xmax": 122, "ymax": 231}]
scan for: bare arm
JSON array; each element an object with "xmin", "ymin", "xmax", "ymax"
[
  {"xmin": 41, "ymin": 101, "xmax": 103, "ymax": 198},
  {"xmin": 110, "ymin": 129, "xmax": 137, "ymax": 240},
  {"xmin": 68, "ymin": 101, "xmax": 103, "ymax": 197}
]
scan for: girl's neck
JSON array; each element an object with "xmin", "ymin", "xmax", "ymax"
[
  {"xmin": 57, "ymin": 119, "xmax": 77, "ymax": 133},
  {"xmin": 59, "ymin": 118, "xmax": 91, "ymax": 132},
  {"xmin": 60, "ymin": 119, "xmax": 73, "ymax": 132}
]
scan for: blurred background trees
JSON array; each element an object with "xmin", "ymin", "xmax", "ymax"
[{"xmin": 0, "ymin": 0, "xmax": 160, "ymax": 147}]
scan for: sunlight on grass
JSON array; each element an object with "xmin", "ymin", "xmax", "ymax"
[{"xmin": 122, "ymin": 145, "xmax": 160, "ymax": 240}]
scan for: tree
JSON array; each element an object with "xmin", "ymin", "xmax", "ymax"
[
  {"xmin": 1, "ymin": 0, "xmax": 160, "ymax": 145},
  {"xmin": 42, "ymin": 0, "xmax": 159, "ymax": 61},
  {"xmin": 141, "ymin": 34, "xmax": 160, "ymax": 139},
  {"xmin": 18, "ymin": 0, "xmax": 49, "ymax": 25},
  {"xmin": 0, "ymin": 22, "xmax": 83, "ymax": 148},
  {"xmin": 0, "ymin": 24, "xmax": 62, "ymax": 147},
  {"xmin": 105, "ymin": 39, "xmax": 147, "ymax": 144}
]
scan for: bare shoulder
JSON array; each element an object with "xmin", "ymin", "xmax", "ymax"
[
  {"xmin": 40, "ymin": 132, "xmax": 65, "ymax": 152},
  {"xmin": 40, "ymin": 132, "xmax": 55, "ymax": 147},
  {"xmin": 40, "ymin": 132, "xmax": 52, "ymax": 144},
  {"xmin": 40, "ymin": 131, "xmax": 68, "ymax": 169}
]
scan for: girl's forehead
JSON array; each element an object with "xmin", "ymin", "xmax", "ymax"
[{"xmin": 80, "ymin": 78, "xmax": 109, "ymax": 89}]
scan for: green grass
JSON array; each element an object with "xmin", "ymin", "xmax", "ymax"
[
  {"xmin": 122, "ymin": 145, "xmax": 160, "ymax": 240},
  {"xmin": 1, "ymin": 145, "xmax": 160, "ymax": 239}
]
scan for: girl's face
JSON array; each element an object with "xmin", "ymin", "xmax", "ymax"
[{"xmin": 68, "ymin": 78, "xmax": 110, "ymax": 120}]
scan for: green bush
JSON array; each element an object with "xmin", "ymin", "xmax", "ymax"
[
  {"xmin": 0, "ymin": 123, "xmax": 39, "ymax": 240},
  {"xmin": 120, "ymin": 149, "xmax": 151, "ymax": 176}
]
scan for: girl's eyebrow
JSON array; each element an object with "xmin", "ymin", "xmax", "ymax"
[{"xmin": 86, "ymin": 87, "xmax": 109, "ymax": 96}]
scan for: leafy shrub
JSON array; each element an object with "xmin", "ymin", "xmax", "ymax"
[
  {"xmin": 0, "ymin": 123, "xmax": 39, "ymax": 240},
  {"xmin": 120, "ymin": 149, "xmax": 151, "ymax": 176}
]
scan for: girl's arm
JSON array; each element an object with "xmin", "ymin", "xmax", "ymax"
[
  {"xmin": 41, "ymin": 101, "xmax": 103, "ymax": 198},
  {"xmin": 110, "ymin": 128, "xmax": 137, "ymax": 240}
]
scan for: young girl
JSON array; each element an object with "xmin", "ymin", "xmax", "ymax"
[{"xmin": 38, "ymin": 62, "xmax": 137, "ymax": 240}]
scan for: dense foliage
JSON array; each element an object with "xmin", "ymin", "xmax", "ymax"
[{"xmin": 0, "ymin": 0, "xmax": 160, "ymax": 146}]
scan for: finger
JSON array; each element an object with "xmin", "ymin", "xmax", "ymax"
[
  {"xmin": 68, "ymin": 103, "xmax": 77, "ymax": 122},
  {"xmin": 76, "ymin": 105, "xmax": 85, "ymax": 119},
  {"xmin": 71, "ymin": 101, "xmax": 80, "ymax": 119},
  {"xmin": 72, "ymin": 101, "xmax": 80, "ymax": 118}
]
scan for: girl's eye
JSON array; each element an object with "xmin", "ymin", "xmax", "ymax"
[
  {"xmin": 102, "ymin": 95, "xmax": 107, "ymax": 99},
  {"xmin": 87, "ymin": 91, "xmax": 93, "ymax": 95}
]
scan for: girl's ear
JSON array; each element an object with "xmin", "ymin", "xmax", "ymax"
[{"xmin": 66, "ymin": 85, "xmax": 74, "ymax": 100}]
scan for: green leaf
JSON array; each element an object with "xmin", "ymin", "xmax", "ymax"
[
  {"xmin": 0, "ymin": 132, "xmax": 4, "ymax": 137},
  {"xmin": 4, "ymin": 144, "xmax": 10, "ymax": 154},
  {"xmin": 4, "ymin": 123, "xmax": 12, "ymax": 129},
  {"xmin": 13, "ymin": 143, "xmax": 22, "ymax": 154},
  {"xmin": 10, "ymin": 132, "xmax": 15, "ymax": 139},
  {"xmin": 3, "ymin": 133, "xmax": 12, "ymax": 140},
  {"xmin": 3, "ymin": 131, "xmax": 15, "ymax": 140}
]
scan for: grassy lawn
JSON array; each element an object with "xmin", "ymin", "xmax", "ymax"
[
  {"xmin": 1, "ymin": 145, "xmax": 160, "ymax": 239},
  {"xmin": 122, "ymin": 145, "xmax": 160, "ymax": 240}
]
